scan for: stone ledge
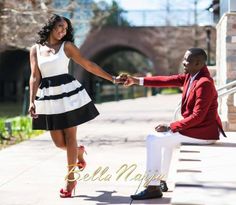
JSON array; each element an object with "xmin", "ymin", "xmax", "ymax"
[{"xmin": 171, "ymin": 139, "xmax": 236, "ymax": 205}]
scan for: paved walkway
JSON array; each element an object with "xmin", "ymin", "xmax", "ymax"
[{"xmin": 0, "ymin": 94, "xmax": 234, "ymax": 205}]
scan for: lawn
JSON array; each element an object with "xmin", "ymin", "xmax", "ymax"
[{"xmin": 0, "ymin": 102, "xmax": 43, "ymax": 150}]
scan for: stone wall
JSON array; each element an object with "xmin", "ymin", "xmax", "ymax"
[
  {"xmin": 0, "ymin": 1, "xmax": 51, "ymax": 51},
  {"xmin": 72, "ymin": 26, "xmax": 216, "ymax": 97},
  {"xmin": 216, "ymin": 13, "xmax": 236, "ymax": 131},
  {"xmin": 78, "ymin": 26, "xmax": 216, "ymax": 76}
]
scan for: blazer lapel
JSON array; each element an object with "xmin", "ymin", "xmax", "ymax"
[
  {"xmin": 181, "ymin": 66, "xmax": 210, "ymax": 112},
  {"xmin": 187, "ymin": 80, "xmax": 197, "ymax": 98},
  {"xmin": 182, "ymin": 77, "xmax": 197, "ymax": 106},
  {"xmin": 182, "ymin": 75, "xmax": 191, "ymax": 103}
]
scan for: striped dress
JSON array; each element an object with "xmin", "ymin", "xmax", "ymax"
[{"xmin": 33, "ymin": 42, "xmax": 99, "ymax": 130}]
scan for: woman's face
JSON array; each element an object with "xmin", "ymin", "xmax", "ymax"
[{"xmin": 51, "ymin": 19, "xmax": 68, "ymax": 40}]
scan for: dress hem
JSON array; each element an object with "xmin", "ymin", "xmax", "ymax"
[{"xmin": 32, "ymin": 101, "xmax": 99, "ymax": 130}]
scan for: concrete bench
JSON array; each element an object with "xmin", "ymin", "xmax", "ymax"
[{"xmin": 171, "ymin": 135, "xmax": 236, "ymax": 205}]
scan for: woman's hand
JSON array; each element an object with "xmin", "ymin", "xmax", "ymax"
[
  {"xmin": 113, "ymin": 74, "xmax": 128, "ymax": 84},
  {"xmin": 28, "ymin": 103, "xmax": 38, "ymax": 119}
]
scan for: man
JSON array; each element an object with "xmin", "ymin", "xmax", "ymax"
[{"xmin": 125, "ymin": 48, "xmax": 226, "ymax": 200}]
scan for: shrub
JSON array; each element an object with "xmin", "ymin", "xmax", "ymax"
[
  {"xmin": 0, "ymin": 116, "xmax": 43, "ymax": 149},
  {"xmin": 160, "ymin": 88, "xmax": 181, "ymax": 94}
]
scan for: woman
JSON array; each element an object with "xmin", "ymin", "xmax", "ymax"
[{"xmin": 28, "ymin": 14, "xmax": 122, "ymax": 198}]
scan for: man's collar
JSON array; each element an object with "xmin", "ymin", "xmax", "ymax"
[
  {"xmin": 190, "ymin": 65, "xmax": 207, "ymax": 79},
  {"xmin": 190, "ymin": 71, "xmax": 200, "ymax": 80}
]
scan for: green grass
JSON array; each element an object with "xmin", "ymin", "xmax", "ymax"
[{"xmin": 0, "ymin": 116, "xmax": 44, "ymax": 150}]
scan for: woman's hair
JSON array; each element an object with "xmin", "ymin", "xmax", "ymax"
[{"xmin": 36, "ymin": 14, "xmax": 74, "ymax": 44}]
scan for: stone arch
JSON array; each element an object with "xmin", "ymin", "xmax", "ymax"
[
  {"xmin": 72, "ymin": 27, "xmax": 168, "ymax": 97},
  {"xmin": 78, "ymin": 26, "xmax": 168, "ymax": 74},
  {"xmin": 70, "ymin": 26, "xmax": 216, "ymax": 98}
]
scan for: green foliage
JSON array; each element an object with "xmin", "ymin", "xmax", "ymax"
[
  {"xmin": 91, "ymin": 0, "xmax": 130, "ymax": 28},
  {"xmin": 160, "ymin": 88, "xmax": 181, "ymax": 94},
  {"xmin": 0, "ymin": 116, "xmax": 43, "ymax": 149},
  {"xmin": 0, "ymin": 118, "xmax": 7, "ymax": 136}
]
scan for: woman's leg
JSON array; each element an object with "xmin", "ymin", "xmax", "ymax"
[
  {"xmin": 63, "ymin": 126, "xmax": 78, "ymax": 190},
  {"xmin": 50, "ymin": 129, "xmax": 85, "ymax": 160},
  {"xmin": 77, "ymin": 146, "xmax": 86, "ymax": 162},
  {"xmin": 50, "ymin": 130, "xmax": 66, "ymax": 150}
]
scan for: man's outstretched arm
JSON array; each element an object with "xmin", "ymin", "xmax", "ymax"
[{"xmin": 124, "ymin": 74, "xmax": 186, "ymax": 87}]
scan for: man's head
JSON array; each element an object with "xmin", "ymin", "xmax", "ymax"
[{"xmin": 182, "ymin": 48, "xmax": 207, "ymax": 76}]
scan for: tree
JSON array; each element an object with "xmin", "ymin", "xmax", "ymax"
[
  {"xmin": 0, "ymin": 0, "xmax": 93, "ymax": 49},
  {"xmin": 91, "ymin": 0, "xmax": 130, "ymax": 29}
]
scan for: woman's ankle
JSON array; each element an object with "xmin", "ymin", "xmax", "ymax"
[{"xmin": 77, "ymin": 148, "xmax": 85, "ymax": 161}]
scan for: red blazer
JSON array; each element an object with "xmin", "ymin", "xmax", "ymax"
[{"xmin": 144, "ymin": 66, "xmax": 223, "ymax": 140}]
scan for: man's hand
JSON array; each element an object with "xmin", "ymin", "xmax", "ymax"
[
  {"xmin": 124, "ymin": 75, "xmax": 140, "ymax": 87},
  {"xmin": 155, "ymin": 124, "xmax": 170, "ymax": 132}
]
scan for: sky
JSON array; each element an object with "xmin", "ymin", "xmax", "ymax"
[
  {"xmin": 93, "ymin": 0, "xmax": 214, "ymax": 27},
  {"xmin": 77, "ymin": 0, "xmax": 214, "ymax": 45},
  {"xmin": 94, "ymin": 0, "xmax": 213, "ymax": 10}
]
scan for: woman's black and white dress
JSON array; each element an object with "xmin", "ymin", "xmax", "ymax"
[{"xmin": 33, "ymin": 42, "xmax": 99, "ymax": 130}]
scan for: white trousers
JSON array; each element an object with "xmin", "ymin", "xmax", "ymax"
[{"xmin": 146, "ymin": 131, "xmax": 216, "ymax": 186}]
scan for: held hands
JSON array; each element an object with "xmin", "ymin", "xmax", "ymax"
[
  {"xmin": 113, "ymin": 74, "xmax": 139, "ymax": 87},
  {"xmin": 124, "ymin": 75, "xmax": 139, "ymax": 87},
  {"xmin": 28, "ymin": 103, "xmax": 38, "ymax": 119},
  {"xmin": 155, "ymin": 124, "xmax": 171, "ymax": 132},
  {"xmin": 112, "ymin": 74, "xmax": 128, "ymax": 84}
]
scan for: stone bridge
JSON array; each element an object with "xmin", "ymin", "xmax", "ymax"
[
  {"xmin": 75, "ymin": 26, "xmax": 215, "ymax": 76},
  {"xmin": 0, "ymin": 26, "xmax": 215, "ymax": 102},
  {"xmin": 72, "ymin": 26, "xmax": 215, "ymax": 95}
]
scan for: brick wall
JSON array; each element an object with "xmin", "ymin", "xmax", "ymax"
[
  {"xmin": 79, "ymin": 26, "xmax": 216, "ymax": 76},
  {"xmin": 216, "ymin": 13, "xmax": 236, "ymax": 131}
]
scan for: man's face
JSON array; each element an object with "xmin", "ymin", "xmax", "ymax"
[{"xmin": 182, "ymin": 51, "xmax": 197, "ymax": 75}]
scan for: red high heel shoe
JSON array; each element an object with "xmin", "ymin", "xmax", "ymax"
[
  {"xmin": 77, "ymin": 145, "xmax": 87, "ymax": 171},
  {"xmin": 60, "ymin": 181, "xmax": 77, "ymax": 198}
]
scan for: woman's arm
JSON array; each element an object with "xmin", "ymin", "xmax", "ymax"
[
  {"xmin": 28, "ymin": 45, "xmax": 41, "ymax": 118},
  {"xmin": 64, "ymin": 42, "xmax": 120, "ymax": 84}
]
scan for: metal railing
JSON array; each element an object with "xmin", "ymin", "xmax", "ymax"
[
  {"xmin": 217, "ymin": 80, "xmax": 236, "ymax": 94},
  {"xmin": 173, "ymin": 80, "xmax": 236, "ymax": 121},
  {"xmin": 94, "ymin": 82, "xmax": 151, "ymax": 103}
]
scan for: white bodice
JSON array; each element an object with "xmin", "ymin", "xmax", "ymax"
[{"xmin": 36, "ymin": 42, "xmax": 70, "ymax": 78}]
